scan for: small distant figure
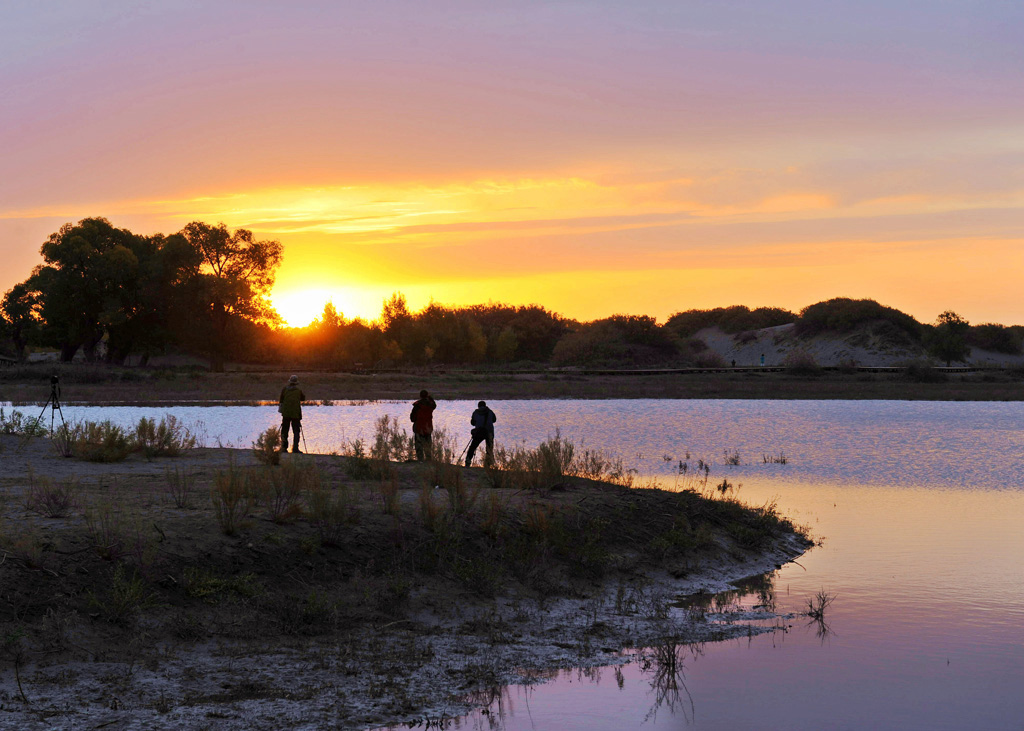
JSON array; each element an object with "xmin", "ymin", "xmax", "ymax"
[
  {"xmin": 410, "ymin": 389, "xmax": 436, "ymax": 461},
  {"xmin": 760, "ymin": 353, "xmax": 765, "ymax": 367},
  {"xmin": 279, "ymin": 374, "xmax": 305, "ymax": 453},
  {"xmin": 465, "ymin": 400, "xmax": 497, "ymax": 467},
  {"xmin": 731, "ymin": 359, "xmax": 736, "ymax": 368}
]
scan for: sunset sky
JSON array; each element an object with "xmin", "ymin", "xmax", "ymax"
[{"xmin": 2, "ymin": 1, "xmax": 1023, "ymax": 327}]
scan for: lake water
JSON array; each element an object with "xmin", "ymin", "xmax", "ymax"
[{"xmin": 47, "ymin": 400, "xmax": 1024, "ymax": 729}]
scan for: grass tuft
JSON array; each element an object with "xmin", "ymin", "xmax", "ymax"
[{"xmin": 253, "ymin": 426, "xmax": 282, "ymax": 466}]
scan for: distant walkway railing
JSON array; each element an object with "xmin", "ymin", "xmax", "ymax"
[{"xmin": 340, "ymin": 364, "xmax": 1009, "ymax": 376}]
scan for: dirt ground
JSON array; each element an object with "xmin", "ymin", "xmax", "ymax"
[
  {"xmin": 3, "ymin": 364, "xmax": 1024, "ymax": 405},
  {"xmin": 0, "ymin": 434, "xmax": 810, "ymax": 730}
]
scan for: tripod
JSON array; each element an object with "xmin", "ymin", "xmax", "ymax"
[{"xmin": 36, "ymin": 376, "xmax": 67, "ymax": 434}]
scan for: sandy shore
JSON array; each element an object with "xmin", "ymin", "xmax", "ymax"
[{"xmin": 0, "ymin": 436, "xmax": 810, "ymax": 730}]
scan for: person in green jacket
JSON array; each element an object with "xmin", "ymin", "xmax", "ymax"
[{"xmin": 279, "ymin": 374, "xmax": 305, "ymax": 453}]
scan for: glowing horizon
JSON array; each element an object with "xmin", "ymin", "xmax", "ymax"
[{"xmin": 3, "ymin": 3, "xmax": 1024, "ymax": 329}]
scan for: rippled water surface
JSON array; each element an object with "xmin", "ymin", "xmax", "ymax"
[{"xmin": 56, "ymin": 400, "xmax": 1024, "ymax": 730}]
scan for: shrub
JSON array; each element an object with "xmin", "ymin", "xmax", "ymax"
[
  {"xmin": 83, "ymin": 501, "xmax": 158, "ymax": 569},
  {"xmin": 72, "ymin": 421, "xmax": 133, "ymax": 462},
  {"xmin": 666, "ymin": 305, "xmax": 797, "ymax": 337},
  {"xmin": 370, "ymin": 415, "xmax": 414, "ymax": 463},
  {"xmin": 165, "ymin": 467, "xmax": 195, "ymax": 508},
  {"xmin": 531, "ymin": 430, "xmax": 575, "ymax": 486},
  {"xmin": 0, "ymin": 408, "xmax": 47, "ymax": 437},
  {"xmin": 691, "ymin": 350, "xmax": 728, "ymax": 368},
  {"xmin": 306, "ymin": 484, "xmax": 359, "ymax": 546},
  {"xmin": 901, "ymin": 359, "xmax": 947, "ymax": 383},
  {"xmin": 253, "ymin": 427, "xmax": 282, "ymax": 466},
  {"xmin": 551, "ymin": 315, "xmax": 679, "ymax": 367},
  {"xmin": 967, "ymin": 323, "xmax": 1023, "ymax": 355},
  {"xmin": 796, "ymin": 298, "xmax": 922, "ymax": 339},
  {"xmin": 88, "ymin": 564, "xmax": 156, "ymax": 626},
  {"xmin": 443, "ymin": 468, "xmax": 481, "ymax": 517},
  {"xmin": 24, "ymin": 475, "xmax": 77, "ymax": 518},
  {"xmin": 783, "ymin": 349, "xmax": 822, "ymax": 376},
  {"xmin": 134, "ymin": 415, "xmax": 197, "ymax": 459},
  {"xmin": 50, "ymin": 423, "xmax": 75, "ymax": 457},
  {"xmin": 260, "ymin": 460, "xmax": 317, "ymax": 523},
  {"xmin": 418, "ymin": 482, "xmax": 443, "ymax": 531},
  {"xmin": 378, "ymin": 477, "xmax": 400, "ymax": 515},
  {"xmin": 211, "ymin": 461, "xmax": 251, "ymax": 535}
]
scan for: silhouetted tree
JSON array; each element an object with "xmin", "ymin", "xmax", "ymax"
[
  {"xmin": 552, "ymin": 315, "xmax": 678, "ymax": 367},
  {"xmin": 178, "ymin": 222, "xmax": 283, "ymax": 371},
  {"xmin": 28, "ymin": 218, "xmax": 148, "ymax": 361},
  {"xmin": 102, "ymin": 232, "xmax": 200, "ymax": 364},
  {"xmin": 1, "ymin": 281, "xmax": 43, "ymax": 360},
  {"xmin": 927, "ymin": 311, "xmax": 971, "ymax": 366}
]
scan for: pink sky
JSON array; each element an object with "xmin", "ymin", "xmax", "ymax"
[{"xmin": 3, "ymin": 1, "xmax": 1023, "ymax": 325}]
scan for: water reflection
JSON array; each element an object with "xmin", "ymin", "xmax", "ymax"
[
  {"xmin": 675, "ymin": 571, "xmax": 777, "ymax": 614},
  {"xmin": 638, "ymin": 641, "xmax": 702, "ymax": 724},
  {"xmin": 378, "ymin": 573, "xmax": 792, "ymax": 731}
]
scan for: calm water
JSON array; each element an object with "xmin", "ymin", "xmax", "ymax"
[{"xmin": 51, "ymin": 400, "xmax": 1024, "ymax": 729}]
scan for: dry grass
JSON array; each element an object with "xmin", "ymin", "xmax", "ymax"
[
  {"xmin": 134, "ymin": 415, "xmax": 198, "ymax": 459},
  {"xmin": 253, "ymin": 426, "xmax": 283, "ymax": 466},
  {"xmin": 211, "ymin": 460, "xmax": 251, "ymax": 535},
  {"xmin": 306, "ymin": 483, "xmax": 359, "ymax": 546},
  {"xmin": 24, "ymin": 474, "xmax": 78, "ymax": 518},
  {"xmin": 72, "ymin": 420, "xmax": 133, "ymax": 462}
]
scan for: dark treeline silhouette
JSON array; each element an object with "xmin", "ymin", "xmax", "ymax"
[
  {"xmin": 2, "ymin": 220, "xmax": 1023, "ymax": 369},
  {"xmin": 1, "ymin": 218, "xmax": 281, "ymax": 371}
]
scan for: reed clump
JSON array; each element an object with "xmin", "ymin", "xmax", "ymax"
[
  {"xmin": 0, "ymin": 408, "xmax": 47, "ymax": 437},
  {"xmin": 253, "ymin": 426, "xmax": 283, "ymax": 466},
  {"xmin": 164, "ymin": 466, "xmax": 196, "ymax": 508},
  {"xmin": 24, "ymin": 475, "xmax": 78, "ymax": 518},
  {"xmin": 72, "ymin": 421, "xmax": 133, "ymax": 463},
  {"xmin": 211, "ymin": 460, "xmax": 251, "ymax": 535},
  {"xmin": 486, "ymin": 430, "xmax": 635, "ymax": 491},
  {"xmin": 133, "ymin": 415, "xmax": 197, "ymax": 459},
  {"xmin": 252, "ymin": 460, "xmax": 320, "ymax": 523},
  {"xmin": 306, "ymin": 483, "xmax": 359, "ymax": 546}
]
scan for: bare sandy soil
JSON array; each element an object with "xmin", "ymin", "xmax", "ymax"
[{"xmin": 0, "ymin": 435, "xmax": 809, "ymax": 730}]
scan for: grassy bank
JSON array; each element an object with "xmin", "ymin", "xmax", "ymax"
[
  {"xmin": 2, "ymin": 362, "xmax": 1024, "ymax": 404},
  {"xmin": 0, "ymin": 426, "xmax": 809, "ymax": 729}
]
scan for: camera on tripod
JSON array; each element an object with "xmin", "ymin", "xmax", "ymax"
[{"xmin": 37, "ymin": 373, "xmax": 65, "ymax": 432}]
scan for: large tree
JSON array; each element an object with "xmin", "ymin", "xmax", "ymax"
[
  {"xmin": 102, "ymin": 232, "xmax": 200, "ymax": 365},
  {"xmin": 31, "ymin": 218, "xmax": 145, "ymax": 361},
  {"xmin": 178, "ymin": 222, "xmax": 283, "ymax": 371}
]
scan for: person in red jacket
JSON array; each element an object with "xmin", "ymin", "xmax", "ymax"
[{"xmin": 410, "ymin": 389, "xmax": 436, "ymax": 461}]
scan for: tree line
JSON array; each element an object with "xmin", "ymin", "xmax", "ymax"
[
  {"xmin": 1, "ymin": 218, "xmax": 281, "ymax": 370},
  {"xmin": 2, "ymin": 218, "xmax": 1022, "ymax": 369}
]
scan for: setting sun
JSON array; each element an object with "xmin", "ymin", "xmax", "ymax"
[{"xmin": 271, "ymin": 289, "xmax": 341, "ymax": 328}]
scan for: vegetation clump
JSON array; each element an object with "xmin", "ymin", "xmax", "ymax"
[
  {"xmin": 795, "ymin": 298, "xmax": 922, "ymax": 340},
  {"xmin": 253, "ymin": 426, "xmax": 283, "ymax": 465},
  {"xmin": 666, "ymin": 305, "xmax": 797, "ymax": 338},
  {"xmin": 71, "ymin": 420, "xmax": 133, "ymax": 462},
  {"xmin": 133, "ymin": 415, "xmax": 197, "ymax": 459}
]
